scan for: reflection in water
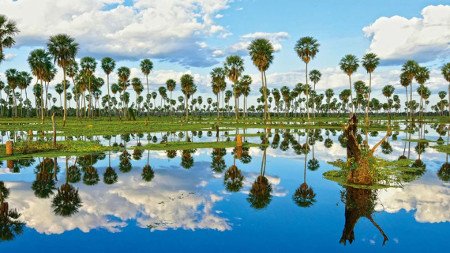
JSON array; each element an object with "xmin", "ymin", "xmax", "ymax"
[
  {"xmin": 142, "ymin": 151, "xmax": 155, "ymax": 182},
  {"xmin": 52, "ymin": 159, "xmax": 82, "ymax": 217},
  {"xmin": 0, "ymin": 181, "xmax": 25, "ymax": 242},
  {"xmin": 247, "ymin": 129, "xmax": 272, "ymax": 209},
  {"xmin": 293, "ymin": 140, "xmax": 316, "ymax": 208},
  {"xmin": 340, "ymin": 187, "xmax": 388, "ymax": 246},
  {"xmin": 32, "ymin": 158, "xmax": 57, "ymax": 199}
]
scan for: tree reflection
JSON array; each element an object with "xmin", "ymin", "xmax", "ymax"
[
  {"xmin": 142, "ymin": 151, "xmax": 155, "ymax": 182},
  {"xmin": 340, "ymin": 187, "xmax": 388, "ymax": 246},
  {"xmin": 52, "ymin": 157, "xmax": 82, "ymax": 217},
  {"xmin": 181, "ymin": 149, "xmax": 195, "ymax": 169},
  {"xmin": 32, "ymin": 158, "xmax": 57, "ymax": 198},
  {"xmin": 247, "ymin": 129, "xmax": 272, "ymax": 209},
  {"xmin": 0, "ymin": 182, "xmax": 25, "ymax": 241},
  {"xmin": 293, "ymin": 141, "xmax": 316, "ymax": 208},
  {"xmin": 119, "ymin": 150, "xmax": 132, "ymax": 173},
  {"xmin": 211, "ymin": 148, "xmax": 226, "ymax": 173}
]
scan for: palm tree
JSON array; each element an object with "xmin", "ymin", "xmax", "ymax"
[
  {"xmin": 248, "ymin": 38, "xmax": 274, "ymax": 121},
  {"xmin": 239, "ymin": 75, "xmax": 252, "ymax": 118},
  {"xmin": 5, "ymin": 68, "xmax": 19, "ymax": 117},
  {"xmin": 415, "ymin": 66, "xmax": 430, "ymax": 138},
  {"xmin": 47, "ymin": 34, "xmax": 78, "ymax": 126},
  {"xmin": 309, "ymin": 69, "xmax": 321, "ymax": 119},
  {"xmin": 294, "ymin": 36, "xmax": 319, "ymax": 119},
  {"xmin": 17, "ymin": 71, "xmax": 32, "ymax": 116},
  {"xmin": 339, "ymin": 54, "xmax": 359, "ymax": 114},
  {"xmin": 166, "ymin": 79, "xmax": 176, "ymax": 115},
  {"xmin": 180, "ymin": 74, "xmax": 196, "ymax": 120},
  {"xmin": 441, "ymin": 63, "xmax": 450, "ymax": 116},
  {"xmin": 80, "ymin": 57, "xmax": 97, "ymax": 118},
  {"xmin": 140, "ymin": 59, "xmax": 153, "ymax": 117},
  {"xmin": 101, "ymin": 57, "xmax": 115, "ymax": 120},
  {"xmin": 0, "ymin": 15, "xmax": 19, "ymax": 65},
  {"xmin": 401, "ymin": 60, "xmax": 419, "ymax": 122},
  {"xmin": 28, "ymin": 49, "xmax": 52, "ymax": 122},
  {"xmin": 362, "ymin": 53, "xmax": 380, "ymax": 125},
  {"xmin": 224, "ymin": 55, "xmax": 244, "ymax": 120},
  {"xmin": 131, "ymin": 77, "xmax": 144, "ymax": 114},
  {"xmin": 210, "ymin": 67, "xmax": 226, "ymax": 118},
  {"xmin": 117, "ymin": 67, "xmax": 131, "ymax": 118},
  {"xmin": 382, "ymin": 85, "xmax": 395, "ymax": 125}
]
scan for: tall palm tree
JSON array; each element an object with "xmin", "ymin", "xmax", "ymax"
[
  {"xmin": 401, "ymin": 60, "xmax": 419, "ymax": 122},
  {"xmin": 117, "ymin": 66, "xmax": 131, "ymax": 118},
  {"xmin": 415, "ymin": 66, "xmax": 430, "ymax": 135},
  {"xmin": 248, "ymin": 38, "xmax": 274, "ymax": 121},
  {"xmin": 0, "ymin": 15, "xmax": 19, "ymax": 65},
  {"xmin": 47, "ymin": 34, "xmax": 78, "ymax": 126},
  {"xmin": 210, "ymin": 67, "xmax": 226, "ymax": 118},
  {"xmin": 131, "ymin": 77, "xmax": 144, "ymax": 114},
  {"xmin": 166, "ymin": 79, "xmax": 176, "ymax": 101},
  {"xmin": 180, "ymin": 74, "xmax": 196, "ymax": 120},
  {"xmin": 361, "ymin": 53, "xmax": 380, "ymax": 125},
  {"xmin": 441, "ymin": 63, "xmax": 450, "ymax": 116},
  {"xmin": 309, "ymin": 69, "xmax": 321, "ymax": 119},
  {"xmin": 101, "ymin": 57, "xmax": 115, "ymax": 120},
  {"xmin": 339, "ymin": 54, "xmax": 359, "ymax": 114},
  {"xmin": 140, "ymin": 59, "xmax": 153, "ymax": 117},
  {"xmin": 28, "ymin": 49, "xmax": 52, "ymax": 122},
  {"xmin": 80, "ymin": 57, "xmax": 97, "ymax": 118},
  {"xmin": 382, "ymin": 85, "xmax": 395, "ymax": 125},
  {"xmin": 294, "ymin": 36, "xmax": 320, "ymax": 119},
  {"xmin": 17, "ymin": 71, "xmax": 32, "ymax": 115},
  {"xmin": 5, "ymin": 68, "xmax": 19, "ymax": 117},
  {"xmin": 224, "ymin": 55, "xmax": 244, "ymax": 120},
  {"xmin": 239, "ymin": 75, "xmax": 252, "ymax": 118}
]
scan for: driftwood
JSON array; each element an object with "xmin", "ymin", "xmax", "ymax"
[{"xmin": 344, "ymin": 114, "xmax": 391, "ymax": 185}]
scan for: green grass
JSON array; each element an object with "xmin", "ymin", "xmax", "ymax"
[{"xmin": 323, "ymin": 157, "xmax": 425, "ymax": 189}]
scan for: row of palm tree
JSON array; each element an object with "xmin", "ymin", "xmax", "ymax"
[{"xmin": 0, "ymin": 14, "xmax": 449, "ymax": 122}]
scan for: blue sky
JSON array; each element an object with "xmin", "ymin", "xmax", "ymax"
[{"xmin": 0, "ymin": 0, "xmax": 449, "ymax": 103}]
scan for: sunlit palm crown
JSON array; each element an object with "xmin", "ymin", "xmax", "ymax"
[
  {"xmin": 117, "ymin": 66, "xmax": 131, "ymax": 82},
  {"xmin": 224, "ymin": 55, "xmax": 244, "ymax": 84},
  {"xmin": 415, "ymin": 66, "xmax": 430, "ymax": 85},
  {"xmin": 248, "ymin": 38, "xmax": 274, "ymax": 72},
  {"xmin": 101, "ymin": 57, "xmax": 116, "ymax": 75},
  {"xmin": 361, "ymin": 53, "xmax": 380, "ymax": 73},
  {"xmin": 339, "ymin": 54, "xmax": 359, "ymax": 76},
  {"xmin": 47, "ymin": 34, "xmax": 79, "ymax": 69},
  {"xmin": 80, "ymin": 57, "xmax": 97, "ymax": 75},
  {"xmin": 27, "ymin": 49, "xmax": 52, "ymax": 80},
  {"xmin": 309, "ymin": 70, "xmax": 321, "ymax": 84},
  {"xmin": 401, "ymin": 60, "xmax": 420, "ymax": 81},
  {"xmin": 294, "ymin": 36, "xmax": 320, "ymax": 64},
  {"xmin": 166, "ymin": 79, "xmax": 176, "ymax": 92},
  {"xmin": 140, "ymin": 59, "xmax": 153, "ymax": 76},
  {"xmin": 441, "ymin": 63, "xmax": 450, "ymax": 82},
  {"xmin": 0, "ymin": 14, "xmax": 19, "ymax": 63},
  {"xmin": 180, "ymin": 74, "xmax": 196, "ymax": 97}
]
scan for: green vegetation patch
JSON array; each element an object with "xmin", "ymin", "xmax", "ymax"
[
  {"xmin": 433, "ymin": 144, "xmax": 450, "ymax": 154},
  {"xmin": 323, "ymin": 157, "xmax": 425, "ymax": 189}
]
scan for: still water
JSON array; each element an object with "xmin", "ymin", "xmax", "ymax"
[{"xmin": 0, "ymin": 126, "xmax": 449, "ymax": 252}]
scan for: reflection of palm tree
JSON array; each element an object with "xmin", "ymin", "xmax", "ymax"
[
  {"xmin": 119, "ymin": 150, "xmax": 132, "ymax": 173},
  {"xmin": 32, "ymin": 158, "xmax": 56, "ymax": 198},
  {"xmin": 103, "ymin": 166, "xmax": 118, "ymax": 185},
  {"xmin": 52, "ymin": 157, "xmax": 82, "ymax": 217},
  {"xmin": 211, "ymin": 148, "xmax": 226, "ymax": 173},
  {"xmin": 248, "ymin": 131, "xmax": 272, "ymax": 209},
  {"xmin": 166, "ymin": 150, "xmax": 177, "ymax": 159},
  {"xmin": 0, "ymin": 200, "xmax": 25, "ymax": 242},
  {"xmin": 340, "ymin": 187, "xmax": 388, "ymax": 246},
  {"xmin": 141, "ymin": 150, "xmax": 155, "ymax": 182},
  {"xmin": 293, "ymin": 143, "xmax": 316, "ymax": 207},
  {"xmin": 83, "ymin": 165, "xmax": 100, "ymax": 186},
  {"xmin": 224, "ymin": 139, "xmax": 244, "ymax": 192},
  {"xmin": 437, "ymin": 130, "xmax": 450, "ymax": 182},
  {"xmin": 181, "ymin": 149, "xmax": 195, "ymax": 169}
]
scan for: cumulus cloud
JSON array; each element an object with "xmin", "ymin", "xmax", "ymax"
[
  {"xmin": 5, "ymin": 161, "xmax": 230, "ymax": 234},
  {"xmin": 363, "ymin": 5, "xmax": 450, "ymax": 64},
  {"xmin": 0, "ymin": 0, "xmax": 231, "ymax": 67},
  {"xmin": 228, "ymin": 32, "xmax": 289, "ymax": 55},
  {"xmin": 376, "ymin": 182, "xmax": 450, "ymax": 223}
]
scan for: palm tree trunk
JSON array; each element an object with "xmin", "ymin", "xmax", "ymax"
[
  {"xmin": 349, "ymin": 75, "xmax": 354, "ymax": 114},
  {"xmin": 63, "ymin": 69, "xmax": 67, "ymax": 126}
]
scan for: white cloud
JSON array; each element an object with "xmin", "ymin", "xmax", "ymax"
[
  {"xmin": 228, "ymin": 32, "xmax": 289, "ymax": 55},
  {"xmin": 5, "ymin": 161, "xmax": 230, "ymax": 234},
  {"xmin": 363, "ymin": 5, "xmax": 450, "ymax": 64},
  {"xmin": 0, "ymin": 0, "xmax": 231, "ymax": 67},
  {"xmin": 376, "ymin": 182, "xmax": 450, "ymax": 223}
]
